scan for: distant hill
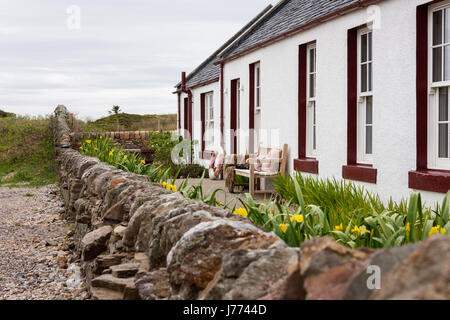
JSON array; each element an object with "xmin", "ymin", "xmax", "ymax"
[
  {"xmin": 81, "ymin": 113, "xmax": 177, "ymax": 132},
  {"xmin": 0, "ymin": 110, "xmax": 15, "ymax": 118}
]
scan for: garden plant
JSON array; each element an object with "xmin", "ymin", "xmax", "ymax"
[{"xmin": 79, "ymin": 137, "xmax": 449, "ymax": 250}]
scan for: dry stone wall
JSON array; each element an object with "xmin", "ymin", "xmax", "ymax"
[{"xmin": 54, "ymin": 105, "xmax": 450, "ymax": 300}]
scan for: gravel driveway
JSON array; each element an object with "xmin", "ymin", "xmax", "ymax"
[{"xmin": 0, "ymin": 184, "xmax": 87, "ymax": 300}]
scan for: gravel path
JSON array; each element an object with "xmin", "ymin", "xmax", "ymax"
[{"xmin": 0, "ymin": 184, "xmax": 87, "ymax": 300}]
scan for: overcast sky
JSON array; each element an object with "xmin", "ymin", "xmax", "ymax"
[{"xmin": 0, "ymin": 0, "xmax": 273, "ymax": 120}]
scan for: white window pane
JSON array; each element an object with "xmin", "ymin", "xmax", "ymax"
[
  {"xmin": 445, "ymin": 45, "xmax": 450, "ymax": 80},
  {"xmin": 256, "ymin": 88, "xmax": 261, "ymax": 107},
  {"xmin": 439, "ymin": 87, "xmax": 448, "ymax": 121},
  {"xmin": 439, "ymin": 124, "xmax": 449, "ymax": 158},
  {"xmin": 361, "ymin": 34, "xmax": 367, "ymax": 63},
  {"xmin": 446, "ymin": 8, "xmax": 450, "ymax": 43},
  {"xmin": 366, "ymin": 96, "xmax": 373, "ymax": 125},
  {"xmin": 309, "ymin": 74, "xmax": 316, "ymax": 98},
  {"xmin": 256, "ymin": 67, "xmax": 260, "ymax": 86},
  {"xmin": 361, "ymin": 64, "xmax": 368, "ymax": 92},
  {"xmin": 434, "ymin": 10, "xmax": 443, "ymax": 45},
  {"xmin": 368, "ymin": 63, "xmax": 373, "ymax": 91},
  {"xmin": 309, "ymin": 48, "xmax": 316, "ymax": 73},
  {"xmin": 366, "ymin": 126, "xmax": 373, "ymax": 155},
  {"xmin": 368, "ymin": 32, "xmax": 372, "ymax": 61},
  {"xmin": 433, "ymin": 47, "xmax": 443, "ymax": 82}
]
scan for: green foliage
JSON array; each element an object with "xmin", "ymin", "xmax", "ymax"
[
  {"xmin": 80, "ymin": 113, "xmax": 177, "ymax": 132},
  {"xmin": 109, "ymin": 105, "xmax": 122, "ymax": 115},
  {"xmin": 0, "ymin": 109, "xmax": 15, "ymax": 118},
  {"xmin": 274, "ymin": 172, "xmax": 406, "ymax": 226},
  {"xmin": 0, "ymin": 116, "xmax": 57, "ymax": 186},
  {"xmin": 148, "ymin": 131, "xmax": 182, "ymax": 168},
  {"xmin": 147, "ymin": 132, "xmax": 204, "ymax": 178},
  {"xmin": 80, "ymin": 137, "xmax": 156, "ymax": 176},
  {"xmin": 177, "ymin": 164, "xmax": 207, "ymax": 179},
  {"xmin": 238, "ymin": 174, "xmax": 450, "ymax": 248},
  {"xmin": 164, "ymin": 172, "xmax": 228, "ymax": 208}
]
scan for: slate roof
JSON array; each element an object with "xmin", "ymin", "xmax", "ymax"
[
  {"xmin": 176, "ymin": 5, "xmax": 273, "ymax": 90},
  {"xmin": 221, "ymin": 0, "xmax": 370, "ymax": 59}
]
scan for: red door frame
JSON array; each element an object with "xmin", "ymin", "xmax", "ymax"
[
  {"xmin": 230, "ymin": 79, "xmax": 240, "ymax": 154},
  {"xmin": 249, "ymin": 64, "xmax": 255, "ymax": 154}
]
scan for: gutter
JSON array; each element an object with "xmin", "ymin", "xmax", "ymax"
[{"xmin": 215, "ymin": 0, "xmax": 384, "ymax": 65}]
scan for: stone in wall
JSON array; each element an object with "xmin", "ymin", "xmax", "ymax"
[{"xmin": 166, "ymin": 220, "xmax": 280, "ymax": 299}]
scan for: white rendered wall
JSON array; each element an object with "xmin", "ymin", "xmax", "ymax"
[
  {"xmin": 190, "ymin": 82, "xmax": 221, "ymax": 167},
  {"xmin": 219, "ymin": 0, "xmax": 445, "ymax": 205}
]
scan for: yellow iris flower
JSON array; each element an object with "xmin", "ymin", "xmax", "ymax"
[
  {"xmin": 279, "ymin": 223, "xmax": 288, "ymax": 233},
  {"xmin": 290, "ymin": 215, "xmax": 304, "ymax": 223},
  {"xmin": 233, "ymin": 207, "xmax": 248, "ymax": 217}
]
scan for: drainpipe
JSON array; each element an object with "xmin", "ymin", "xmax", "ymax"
[{"xmin": 220, "ymin": 63, "xmax": 224, "ymax": 150}]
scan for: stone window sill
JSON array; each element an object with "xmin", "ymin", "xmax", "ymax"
[
  {"xmin": 408, "ymin": 169, "xmax": 450, "ymax": 193},
  {"xmin": 294, "ymin": 158, "xmax": 319, "ymax": 174},
  {"xmin": 342, "ymin": 164, "xmax": 377, "ymax": 184}
]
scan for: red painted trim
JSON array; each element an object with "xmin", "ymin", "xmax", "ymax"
[
  {"xmin": 407, "ymin": 2, "xmax": 450, "ymax": 193},
  {"xmin": 343, "ymin": 26, "xmax": 378, "ymax": 184},
  {"xmin": 294, "ymin": 158, "xmax": 319, "ymax": 174},
  {"xmin": 409, "ymin": 170, "xmax": 450, "ymax": 193},
  {"xmin": 200, "ymin": 93, "xmax": 206, "ymax": 155},
  {"xmin": 343, "ymin": 165, "xmax": 377, "ymax": 184},
  {"xmin": 220, "ymin": 63, "xmax": 225, "ymax": 148},
  {"xmin": 298, "ymin": 44, "xmax": 307, "ymax": 159},
  {"xmin": 347, "ymin": 28, "xmax": 358, "ymax": 165},
  {"xmin": 183, "ymin": 97, "xmax": 188, "ymax": 139},
  {"xmin": 249, "ymin": 63, "xmax": 255, "ymax": 154},
  {"xmin": 216, "ymin": 0, "xmax": 383, "ymax": 65},
  {"xmin": 177, "ymin": 92, "xmax": 181, "ymax": 131},
  {"xmin": 417, "ymin": 4, "xmax": 429, "ymax": 170},
  {"xmin": 188, "ymin": 93, "xmax": 193, "ymax": 139},
  {"xmin": 188, "ymin": 77, "xmax": 220, "ymax": 90},
  {"xmin": 230, "ymin": 79, "xmax": 239, "ymax": 154},
  {"xmin": 181, "ymin": 72, "xmax": 186, "ymax": 92}
]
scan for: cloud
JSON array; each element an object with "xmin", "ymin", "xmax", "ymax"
[{"xmin": 0, "ymin": 0, "xmax": 273, "ymax": 119}]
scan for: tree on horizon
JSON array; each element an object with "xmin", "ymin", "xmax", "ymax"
[{"xmin": 108, "ymin": 105, "xmax": 122, "ymax": 131}]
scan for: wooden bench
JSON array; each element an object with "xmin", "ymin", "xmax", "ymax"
[{"xmin": 234, "ymin": 144, "xmax": 288, "ymax": 197}]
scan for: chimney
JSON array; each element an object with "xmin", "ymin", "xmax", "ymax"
[{"xmin": 181, "ymin": 72, "xmax": 186, "ymax": 92}]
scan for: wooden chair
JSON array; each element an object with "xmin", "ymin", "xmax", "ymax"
[{"xmin": 234, "ymin": 143, "xmax": 288, "ymax": 197}]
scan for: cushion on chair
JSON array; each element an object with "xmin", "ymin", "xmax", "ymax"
[{"xmin": 261, "ymin": 148, "xmax": 282, "ymax": 172}]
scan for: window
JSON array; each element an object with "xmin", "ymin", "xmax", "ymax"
[
  {"xmin": 205, "ymin": 92, "xmax": 214, "ymax": 147},
  {"xmin": 306, "ymin": 44, "xmax": 317, "ymax": 157},
  {"xmin": 357, "ymin": 28, "xmax": 373, "ymax": 164},
  {"xmin": 255, "ymin": 63, "xmax": 261, "ymax": 111},
  {"xmin": 430, "ymin": 3, "xmax": 450, "ymax": 170}
]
